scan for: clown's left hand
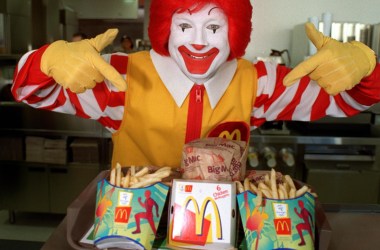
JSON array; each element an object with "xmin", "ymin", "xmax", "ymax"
[{"xmin": 283, "ymin": 22, "xmax": 376, "ymax": 95}]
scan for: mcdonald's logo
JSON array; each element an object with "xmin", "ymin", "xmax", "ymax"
[
  {"xmin": 185, "ymin": 185, "xmax": 193, "ymax": 192},
  {"xmin": 173, "ymin": 196, "xmax": 222, "ymax": 240},
  {"xmin": 207, "ymin": 121, "xmax": 250, "ymax": 142},
  {"xmin": 114, "ymin": 206, "xmax": 131, "ymax": 223},
  {"xmin": 274, "ymin": 218, "xmax": 291, "ymax": 235},
  {"xmin": 219, "ymin": 129, "xmax": 242, "ymax": 141}
]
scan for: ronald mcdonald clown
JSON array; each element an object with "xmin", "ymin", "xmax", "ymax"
[{"xmin": 12, "ymin": 0, "xmax": 380, "ymax": 168}]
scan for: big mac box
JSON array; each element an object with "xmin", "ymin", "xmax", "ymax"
[
  {"xmin": 180, "ymin": 137, "xmax": 248, "ymax": 182},
  {"xmin": 167, "ymin": 179, "xmax": 237, "ymax": 249},
  {"xmin": 93, "ymin": 167, "xmax": 170, "ymax": 250},
  {"xmin": 236, "ymin": 170, "xmax": 316, "ymax": 250}
]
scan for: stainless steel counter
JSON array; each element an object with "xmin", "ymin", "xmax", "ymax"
[{"xmin": 252, "ymin": 132, "xmax": 380, "ymax": 145}]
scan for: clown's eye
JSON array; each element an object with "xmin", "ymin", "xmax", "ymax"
[
  {"xmin": 207, "ymin": 24, "xmax": 220, "ymax": 34},
  {"xmin": 179, "ymin": 23, "xmax": 192, "ymax": 32}
]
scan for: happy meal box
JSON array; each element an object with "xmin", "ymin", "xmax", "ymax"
[
  {"xmin": 93, "ymin": 177, "xmax": 169, "ymax": 250},
  {"xmin": 237, "ymin": 190, "xmax": 315, "ymax": 250},
  {"xmin": 168, "ymin": 179, "xmax": 237, "ymax": 249}
]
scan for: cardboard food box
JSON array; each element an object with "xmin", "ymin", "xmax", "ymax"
[
  {"xmin": 168, "ymin": 179, "xmax": 237, "ymax": 249},
  {"xmin": 237, "ymin": 190, "xmax": 315, "ymax": 250},
  {"xmin": 70, "ymin": 138, "xmax": 99, "ymax": 163},
  {"xmin": 25, "ymin": 136, "xmax": 67, "ymax": 164},
  {"xmin": 93, "ymin": 177, "xmax": 169, "ymax": 250},
  {"xmin": 181, "ymin": 137, "xmax": 248, "ymax": 181},
  {"xmin": 25, "ymin": 136, "xmax": 45, "ymax": 162}
]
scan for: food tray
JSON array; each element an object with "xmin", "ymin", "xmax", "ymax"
[
  {"xmin": 66, "ymin": 171, "xmax": 332, "ymax": 250},
  {"xmin": 66, "ymin": 171, "xmax": 108, "ymax": 250}
]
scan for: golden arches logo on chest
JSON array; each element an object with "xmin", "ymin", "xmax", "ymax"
[
  {"xmin": 219, "ymin": 129, "xmax": 242, "ymax": 141},
  {"xmin": 208, "ymin": 121, "xmax": 250, "ymax": 142}
]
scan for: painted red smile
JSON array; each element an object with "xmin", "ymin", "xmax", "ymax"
[{"xmin": 178, "ymin": 45, "xmax": 219, "ymax": 74}]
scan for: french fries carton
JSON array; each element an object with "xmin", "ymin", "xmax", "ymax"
[
  {"xmin": 236, "ymin": 190, "xmax": 315, "ymax": 250},
  {"xmin": 168, "ymin": 179, "xmax": 237, "ymax": 249},
  {"xmin": 93, "ymin": 177, "xmax": 169, "ymax": 250}
]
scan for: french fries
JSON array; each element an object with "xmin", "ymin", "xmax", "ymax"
[
  {"xmin": 235, "ymin": 181, "xmax": 245, "ymax": 193},
  {"xmin": 116, "ymin": 163, "xmax": 122, "ymax": 187},
  {"xmin": 109, "ymin": 163, "xmax": 172, "ymax": 188},
  {"xmin": 237, "ymin": 169, "xmax": 317, "ymax": 206}
]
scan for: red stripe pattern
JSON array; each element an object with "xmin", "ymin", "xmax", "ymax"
[
  {"xmin": 11, "ymin": 46, "xmax": 380, "ymax": 133},
  {"xmin": 251, "ymin": 62, "xmax": 380, "ymax": 128},
  {"xmin": 12, "ymin": 47, "xmax": 128, "ymax": 132}
]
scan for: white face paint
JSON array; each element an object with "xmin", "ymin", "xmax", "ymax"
[{"xmin": 168, "ymin": 4, "xmax": 230, "ymax": 83}]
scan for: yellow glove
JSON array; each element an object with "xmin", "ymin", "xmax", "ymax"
[
  {"xmin": 283, "ymin": 23, "xmax": 376, "ymax": 95},
  {"xmin": 41, "ymin": 29, "xmax": 127, "ymax": 93}
]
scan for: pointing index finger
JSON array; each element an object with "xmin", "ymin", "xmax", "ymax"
[
  {"xmin": 305, "ymin": 22, "xmax": 325, "ymax": 50},
  {"xmin": 91, "ymin": 55, "xmax": 127, "ymax": 91},
  {"xmin": 283, "ymin": 51, "xmax": 326, "ymax": 86},
  {"xmin": 89, "ymin": 29, "xmax": 119, "ymax": 53}
]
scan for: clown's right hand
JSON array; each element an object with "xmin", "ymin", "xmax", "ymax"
[{"xmin": 40, "ymin": 29, "xmax": 127, "ymax": 93}]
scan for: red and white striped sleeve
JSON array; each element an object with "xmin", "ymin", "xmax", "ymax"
[
  {"xmin": 251, "ymin": 61, "xmax": 380, "ymax": 128},
  {"xmin": 12, "ymin": 46, "xmax": 128, "ymax": 133}
]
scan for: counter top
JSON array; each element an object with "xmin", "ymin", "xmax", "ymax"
[{"xmin": 325, "ymin": 207, "xmax": 380, "ymax": 250}]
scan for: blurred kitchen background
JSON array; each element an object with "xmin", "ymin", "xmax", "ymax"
[{"xmin": 1, "ymin": 0, "xmax": 380, "ymax": 249}]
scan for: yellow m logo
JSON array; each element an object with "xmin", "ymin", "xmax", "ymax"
[
  {"xmin": 114, "ymin": 206, "xmax": 131, "ymax": 223},
  {"xmin": 276, "ymin": 220, "xmax": 290, "ymax": 232},
  {"xmin": 219, "ymin": 129, "xmax": 241, "ymax": 141},
  {"xmin": 116, "ymin": 209, "xmax": 128, "ymax": 219},
  {"xmin": 175, "ymin": 196, "xmax": 222, "ymax": 239}
]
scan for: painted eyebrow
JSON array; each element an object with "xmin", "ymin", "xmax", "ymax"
[
  {"xmin": 175, "ymin": 6, "xmax": 218, "ymax": 16},
  {"xmin": 208, "ymin": 7, "xmax": 220, "ymax": 15}
]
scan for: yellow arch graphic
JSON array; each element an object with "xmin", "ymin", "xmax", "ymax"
[
  {"xmin": 276, "ymin": 220, "xmax": 290, "ymax": 232},
  {"xmin": 115, "ymin": 208, "xmax": 128, "ymax": 221},
  {"xmin": 182, "ymin": 196, "xmax": 222, "ymax": 239},
  {"xmin": 219, "ymin": 129, "xmax": 241, "ymax": 141}
]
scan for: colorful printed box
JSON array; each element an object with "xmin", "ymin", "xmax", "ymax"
[
  {"xmin": 93, "ymin": 178, "xmax": 169, "ymax": 250},
  {"xmin": 237, "ymin": 191, "xmax": 315, "ymax": 250},
  {"xmin": 168, "ymin": 179, "xmax": 237, "ymax": 249}
]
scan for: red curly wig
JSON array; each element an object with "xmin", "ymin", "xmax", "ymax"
[{"xmin": 148, "ymin": 0, "xmax": 253, "ymax": 60}]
